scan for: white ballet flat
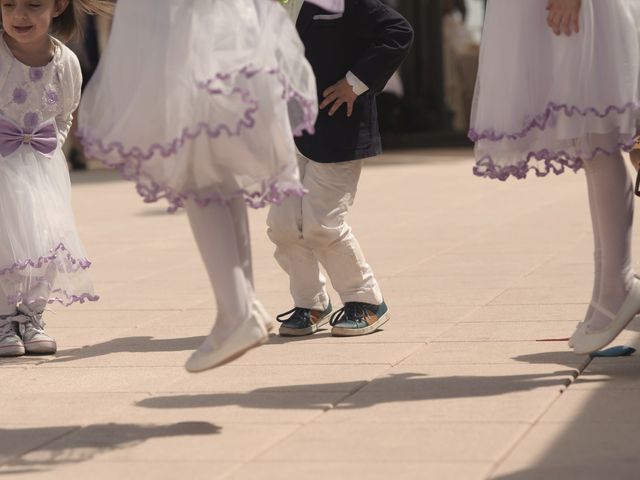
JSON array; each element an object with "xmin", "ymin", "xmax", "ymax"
[
  {"xmin": 571, "ymin": 279, "xmax": 640, "ymax": 355},
  {"xmin": 185, "ymin": 304, "xmax": 268, "ymax": 373},
  {"xmin": 568, "ymin": 321, "xmax": 584, "ymax": 349},
  {"xmin": 253, "ymin": 299, "xmax": 275, "ymax": 333}
]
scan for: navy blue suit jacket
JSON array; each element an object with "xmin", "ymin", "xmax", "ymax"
[{"xmin": 295, "ymin": 0, "xmax": 413, "ymax": 163}]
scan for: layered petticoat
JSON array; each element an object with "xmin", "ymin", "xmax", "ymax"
[
  {"xmin": 0, "ymin": 147, "xmax": 97, "ymax": 307},
  {"xmin": 470, "ymin": 0, "xmax": 640, "ymax": 180},
  {"xmin": 78, "ymin": 0, "xmax": 318, "ymax": 211}
]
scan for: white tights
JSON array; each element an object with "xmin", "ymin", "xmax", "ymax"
[
  {"xmin": 185, "ymin": 197, "xmax": 254, "ymax": 338},
  {"xmin": 0, "ymin": 266, "xmax": 54, "ymax": 317},
  {"xmin": 0, "ymin": 290, "xmax": 15, "ymax": 316},
  {"xmin": 583, "ymin": 149, "xmax": 635, "ymax": 329}
]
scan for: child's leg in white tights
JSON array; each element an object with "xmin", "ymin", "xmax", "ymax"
[
  {"xmin": 0, "ymin": 289, "xmax": 15, "ymax": 316},
  {"xmin": 23, "ymin": 263, "xmax": 57, "ymax": 314},
  {"xmin": 583, "ymin": 149, "xmax": 635, "ymax": 329},
  {"xmin": 227, "ymin": 195, "xmax": 254, "ymax": 292},
  {"xmin": 185, "ymin": 197, "xmax": 253, "ymax": 339}
]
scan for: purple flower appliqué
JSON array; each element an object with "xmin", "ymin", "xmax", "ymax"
[
  {"xmin": 45, "ymin": 90, "xmax": 59, "ymax": 106},
  {"xmin": 12, "ymin": 87, "xmax": 27, "ymax": 105},
  {"xmin": 29, "ymin": 67, "xmax": 44, "ymax": 82},
  {"xmin": 23, "ymin": 112, "xmax": 39, "ymax": 129}
]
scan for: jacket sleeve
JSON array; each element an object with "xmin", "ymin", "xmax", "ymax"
[
  {"xmin": 305, "ymin": 0, "xmax": 344, "ymax": 12},
  {"xmin": 347, "ymin": 0, "xmax": 414, "ymax": 93},
  {"xmin": 56, "ymin": 46, "xmax": 83, "ymax": 146}
]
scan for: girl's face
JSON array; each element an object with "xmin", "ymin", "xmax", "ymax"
[{"xmin": 1, "ymin": 0, "xmax": 68, "ymax": 45}]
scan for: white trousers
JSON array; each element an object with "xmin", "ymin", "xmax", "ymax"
[{"xmin": 267, "ymin": 154, "xmax": 383, "ymax": 310}]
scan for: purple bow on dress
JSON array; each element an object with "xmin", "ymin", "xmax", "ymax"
[{"xmin": 0, "ymin": 117, "xmax": 57, "ymax": 158}]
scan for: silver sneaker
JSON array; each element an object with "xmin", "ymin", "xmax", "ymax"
[
  {"xmin": 0, "ymin": 317, "xmax": 25, "ymax": 357},
  {"xmin": 15, "ymin": 307, "xmax": 57, "ymax": 355}
]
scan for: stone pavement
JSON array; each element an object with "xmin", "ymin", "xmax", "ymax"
[{"xmin": 2, "ymin": 149, "xmax": 640, "ymax": 480}]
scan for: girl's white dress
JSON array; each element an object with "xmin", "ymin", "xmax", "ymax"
[
  {"xmin": 0, "ymin": 36, "xmax": 97, "ymax": 307},
  {"xmin": 78, "ymin": 0, "xmax": 320, "ymax": 211},
  {"xmin": 471, "ymin": 0, "xmax": 640, "ymax": 180}
]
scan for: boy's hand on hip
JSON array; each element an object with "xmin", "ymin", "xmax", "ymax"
[
  {"xmin": 320, "ymin": 78, "xmax": 358, "ymax": 117},
  {"xmin": 546, "ymin": 0, "xmax": 581, "ymax": 36}
]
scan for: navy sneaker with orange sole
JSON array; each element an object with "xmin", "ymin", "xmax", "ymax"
[
  {"xmin": 330, "ymin": 301, "xmax": 390, "ymax": 337},
  {"xmin": 277, "ymin": 302, "xmax": 333, "ymax": 337}
]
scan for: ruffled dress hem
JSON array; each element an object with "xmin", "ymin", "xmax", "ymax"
[
  {"xmin": 0, "ymin": 243, "xmax": 98, "ymax": 307},
  {"xmin": 470, "ymin": 101, "xmax": 640, "ymax": 181},
  {"xmin": 78, "ymin": 65, "xmax": 313, "ymax": 212},
  {"xmin": 11, "ymin": 291, "xmax": 100, "ymax": 308}
]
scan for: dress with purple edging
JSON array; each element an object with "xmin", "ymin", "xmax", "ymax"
[
  {"xmin": 470, "ymin": 0, "xmax": 640, "ymax": 181},
  {"xmin": 0, "ymin": 36, "xmax": 97, "ymax": 307},
  {"xmin": 78, "ymin": 0, "xmax": 341, "ymax": 211}
]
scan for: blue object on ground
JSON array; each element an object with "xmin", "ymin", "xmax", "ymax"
[{"xmin": 590, "ymin": 346, "xmax": 636, "ymax": 358}]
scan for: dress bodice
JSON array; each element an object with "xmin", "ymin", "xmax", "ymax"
[
  {"xmin": 0, "ymin": 37, "xmax": 65, "ymax": 130},
  {"xmin": 0, "ymin": 33, "xmax": 82, "ymax": 145}
]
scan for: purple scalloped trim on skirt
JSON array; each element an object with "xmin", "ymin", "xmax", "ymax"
[
  {"xmin": 0, "ymin": 243, "xmax": 92, "ymax": 275},
  {"xmin": 0, "ymin": 243, "xmax": 98, "ymax": 307},
  {"xmin": 197, "ymin": 65, "xmax": 317, "ymax": 138},
  {"xmin": 77, "ymin": 65, "xmax": 315, "ymax": 211},
  {"xmin": 9, "ymin": 291, "xmax": 100, "ymax": 308},
  {"xmin": 473, "ymin": 141, "xmax": 635, "ymax": 181},
  {"xmin": 469, "ymin": 102, "xmax": 640, "ymax": 142}
]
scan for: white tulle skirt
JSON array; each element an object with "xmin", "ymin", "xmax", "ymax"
[
  {"xmin": 0, "ymin": 147, "xmax": 97, "ymax": 307},
  {"xmin": 470, "ymin": 0, "xmax": 640, "ymax": 180},
  {"xmin": 78, "ymin": 0, "xmax": 318, "ymax": 211}
]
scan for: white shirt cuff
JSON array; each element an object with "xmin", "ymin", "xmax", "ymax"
[{"xmin": 346, "ymin": 71, "xmax": 369, "ymax": 96}]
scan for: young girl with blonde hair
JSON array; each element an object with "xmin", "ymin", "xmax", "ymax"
[{"xmin": 0, "ymin": 0, "xmax": 109, "ymax": 357}]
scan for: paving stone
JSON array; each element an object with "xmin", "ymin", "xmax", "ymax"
[
  {"xmin": 162, "ymin": 364, "xmax": 392, "ymax": 393},
  {"xmin": 435, "ymin": 321, "xmax": 578, "ymax": 343},
  {"xmin": 228, "ymin": 461, "xmax": 493, "ymax": 480},
  {"xmin": 2, "ymin": 366, "xmax": 184, "ymax": 393},
  {"xmin": 491, "ymin": 423, "xmax": 640, "ymax": 479},
  {"xmin": 257, "ymin": 423, "xmax": 530, "ymax": 463},
  {"xmin": 2, "ymin": 152, "xmax": 633, "ymax": 479},
  {"xmin": 540, "ymin": 389, "xmax": 640, "ymax": 424},
  {"xmin": 466, "ymin": 304, "xmax": 586, "ymax": 323},
  {"xmin": 2, "ymin": 393, "xmax": 142, "ymax": 427},
  {"xmin": 0, "ymin": 461, "xmax": 240, "ymax": 480},
  {"xmin": 490, "ymin": 287, "xmax": 590, "ymax": 306},
  {"xmin": 402, "ymin": 341, "xmax": 588, "ymax": 368}
]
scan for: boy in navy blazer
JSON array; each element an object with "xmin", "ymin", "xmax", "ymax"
[{"xmin": 268, "ymin": 0, "xmax": 413, "ymax": 337}]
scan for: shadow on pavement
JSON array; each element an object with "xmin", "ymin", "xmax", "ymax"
[
  {"xmin": 511, "ymin": 351, "xmax": 589, "ymax": 368},
  {"xmin": 267, "ymin": 328, "xmax": 387, "ymax": 344},
  {"xmin": 136, "ymin": 370, "xmax": 602, "ymax": 411},
  {"xmin": 46, "ymin": 329, "xmax": 389, "ymax": 362},
  {"xmin": 48, "ymin": 336, "xmax": 206, "ymax": 363},
  {"xmin": 0, "ymin": 422, "xmax": 220, "ymax": 475}
]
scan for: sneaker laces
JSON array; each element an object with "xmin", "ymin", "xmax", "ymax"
[
  {"xmin": 0, "ymin": 317, "xmax": 17, "ymax": 338},
  {"xmin": 276, "ymin": 307, "xmax": 311, "ymax": 324},
  {"xmin": 330, "ymin": 302, "xmax": 368, "ymax": 327},
  {"xmin": 11, "ymin": 312, "xmax": 46, "ymax": 337}
]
